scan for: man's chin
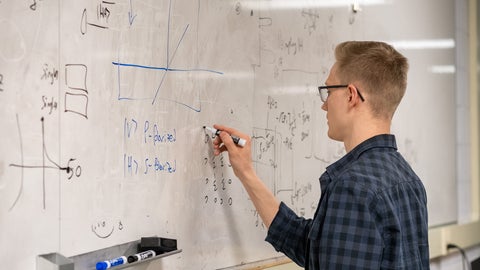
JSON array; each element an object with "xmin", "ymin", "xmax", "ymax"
[{"xmin": 327, "ymin": 131, "xmax": 341, "ymax": 142}]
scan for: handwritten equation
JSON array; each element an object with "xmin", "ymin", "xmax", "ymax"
[
  {"xmin": 201, "ymin": 132, "xmax": 235, "ymax": 208},
  {"xmin": 123, "ymin": 117, "xmax": 177, "ymax": 176},
  {"xmin": 253, "ymin": 94, "xmax": 321, "ymax": 217},
  {"xmin": 80, "ymin": 1, "xmax": 115, "ymax": 35}
]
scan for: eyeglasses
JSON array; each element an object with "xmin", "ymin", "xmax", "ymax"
[{"xmin": 318, "ymin": 84, "xmax": 365, "ymax": 103}]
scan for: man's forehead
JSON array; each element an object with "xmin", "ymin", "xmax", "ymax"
[{"xmin": 325, "ymin": 63, "xmax": 339, "ymax": 83}]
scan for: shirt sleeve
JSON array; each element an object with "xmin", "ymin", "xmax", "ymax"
[{"xmin": 265, "ymin": 202, "xmax": 312, "ymax": 267}]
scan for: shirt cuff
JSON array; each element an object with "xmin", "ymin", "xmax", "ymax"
[{"xmin": 265, "ymin": 201, "xmax": 297, "ymax": 251}]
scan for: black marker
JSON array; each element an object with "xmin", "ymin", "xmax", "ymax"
[
  {"xmin": 127, "ymin": 250, "xmax": 156, "ymax": 263},
  {"xmin": 203, "ymin": 126, "xmax": 246, "ymax": 147}
]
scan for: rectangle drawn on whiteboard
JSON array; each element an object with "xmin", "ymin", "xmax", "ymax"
[{"xmin": 65, "ymin": 64, "xmax": 88, "ymax": 92}]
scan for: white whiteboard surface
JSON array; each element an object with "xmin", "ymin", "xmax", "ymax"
[{"xmin": 0, "ymin": 0, "xmax": 457, "ymax": 269}]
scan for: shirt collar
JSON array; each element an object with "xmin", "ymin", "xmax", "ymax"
[{"xmin": 321, "ymin": 134, "xmax": 397, "ymax": 186}]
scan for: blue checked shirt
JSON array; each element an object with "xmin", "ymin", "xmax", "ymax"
[{"xmin": 266, "ymin": 134, "xmax": 429, "ymax": 269}]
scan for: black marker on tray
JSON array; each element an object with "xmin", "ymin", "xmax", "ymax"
[{"xmin": 127, "ymin": 250, "xmax": 156, "ymax": 263}]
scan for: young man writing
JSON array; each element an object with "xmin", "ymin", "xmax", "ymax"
[{"xmin": 211, "ymin": 41, "xmax": 429, "ymax": 269}]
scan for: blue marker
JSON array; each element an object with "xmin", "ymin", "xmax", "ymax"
[
  {"xmin": 203, "ymin": 126, "xmax": 246, "ymax": 147},
  {"xmin": 96, "ymin": 256, "xmax": 127, "ymax": 270}
]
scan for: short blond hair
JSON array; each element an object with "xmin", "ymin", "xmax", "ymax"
[{"xmin": 334, "ymin": 41, "xmax": 409, "ymax": 119}]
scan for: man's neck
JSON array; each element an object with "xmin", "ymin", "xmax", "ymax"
[{"xmin": 344, "ymin": 118, "xmax": 391, "ymax": 152}]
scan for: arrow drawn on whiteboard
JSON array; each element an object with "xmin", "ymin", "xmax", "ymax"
[{"xmin": 128, "ymin": 0, "xmax": 136, "ymax": 26}]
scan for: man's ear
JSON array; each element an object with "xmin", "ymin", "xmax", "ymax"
[{"xmin": 347, "ymin": 85, "xmax": 360, "ymax": 104}]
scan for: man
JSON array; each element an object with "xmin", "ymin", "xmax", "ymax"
[{"xmin": 212, "ymin": 41, "xmax": 429, "ymax": 269}]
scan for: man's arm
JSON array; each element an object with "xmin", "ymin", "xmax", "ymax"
[{"xmin": 212, "ymin": 124, "xmax": 280, "ymax": 228}]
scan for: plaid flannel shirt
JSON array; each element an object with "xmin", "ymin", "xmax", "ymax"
[{"xmin": 266, "ymin": 134, "xmax": 429, "ymax": 270}]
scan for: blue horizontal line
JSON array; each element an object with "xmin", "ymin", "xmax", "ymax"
[{"xmin": 112, "ymin": 61, "xmax": 223, "ymax": 75}]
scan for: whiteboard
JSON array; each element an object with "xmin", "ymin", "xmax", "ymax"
[{"xmin": 0, "ymin": 0, "xmax": 457, "ymax": 269}]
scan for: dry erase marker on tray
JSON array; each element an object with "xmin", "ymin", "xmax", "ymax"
[
  {"xmin": 96, "ymin": 256, "xmax": 127, "ymax": 270},
  {"xmin": 203, "ymin": 126, "xmax": 246, "ymax": 147},
  {"xmin": 127, "ymin": 250, "xmax": 156, "ymax": 263}
]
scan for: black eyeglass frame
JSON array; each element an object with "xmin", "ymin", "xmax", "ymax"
[{"xmin": 318, "ymin": 84, "xmax": 365, "ymax": 103}]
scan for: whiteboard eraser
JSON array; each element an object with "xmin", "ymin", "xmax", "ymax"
[{"xmin": 139, "ymin": 237, "xmax": 177, "ymax": 254}]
